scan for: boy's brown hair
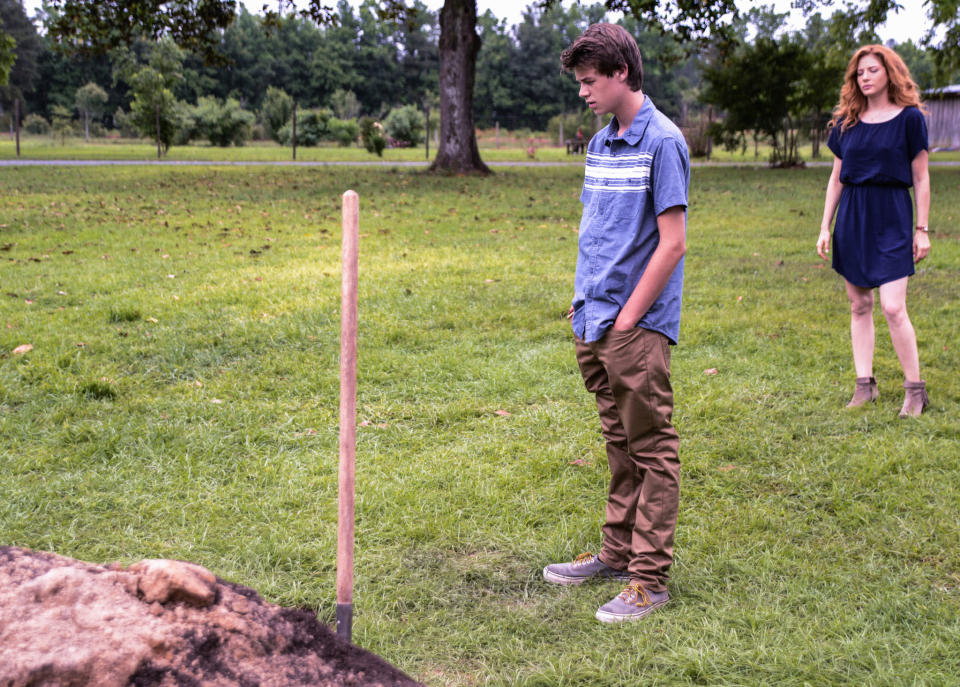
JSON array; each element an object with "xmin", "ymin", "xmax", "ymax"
[{"xmin": 560, "ymin": 23, "xmax": 643, "ymax": 92}]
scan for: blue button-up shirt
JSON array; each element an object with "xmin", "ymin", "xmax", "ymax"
[{"xmin": 572, "ymin": 96, "xmax": 689, "ymax": 344}]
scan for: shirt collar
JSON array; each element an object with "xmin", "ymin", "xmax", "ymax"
[{"xmin": 604, "ymin": 95, "xmax": 654, "ymax": 146}]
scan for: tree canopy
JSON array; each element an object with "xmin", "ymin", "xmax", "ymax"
[{"xmin": 13, "ymin": 0, "xmax": 960, "ymax": 168}]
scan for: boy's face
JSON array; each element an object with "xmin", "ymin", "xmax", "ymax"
[{"xmin": 573, "ymin": 65, "xmax": 629, "ymax": 117}]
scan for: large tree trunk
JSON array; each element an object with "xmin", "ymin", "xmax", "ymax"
[{"xmin": 430, "ymin": 0, "xmax": 489, "ymax": 175}]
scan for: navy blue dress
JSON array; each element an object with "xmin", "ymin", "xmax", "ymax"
[{"xmin": 827, "ymin": 106, "xmax": 928, "ymax": 288}]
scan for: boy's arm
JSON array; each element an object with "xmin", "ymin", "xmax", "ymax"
[{"xmin": 612, "ymin": 206, "xmax": 687, "ymax": 331}]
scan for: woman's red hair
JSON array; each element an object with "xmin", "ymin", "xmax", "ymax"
[{"xmin": 831, "ymin": 44, "xmax": 926, "ymax": 132}]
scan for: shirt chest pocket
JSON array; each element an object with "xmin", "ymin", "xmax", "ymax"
[{"xmin": 586, "ymin": 192, "xmax": 644, "ymax": 221}]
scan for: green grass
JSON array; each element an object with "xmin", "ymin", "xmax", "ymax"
[
  {"xmin": 0, "ymin": 136, "xmax": 579, "ymax": 162},
  {"xmin": 1, "ymin": 164, "xmax": 959, "ymax": 685},
  {"xmin": 5, "ymin": 135, "xmax": 960, "ymax": 164}
]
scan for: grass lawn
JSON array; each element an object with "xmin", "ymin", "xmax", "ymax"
[
  {"xmin": 4, "ymin": 135, "xmax": 960, "ymax": 164},
  {"xmin": 1, "ymin": 163, "xmax": 959, "ymax": 685}
]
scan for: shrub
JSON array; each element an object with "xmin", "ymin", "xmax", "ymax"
[
  {"xmin": 681, "ymin": 112, "xmax": 713, "ymax": 158},
  {"xmin": 23, "ymin": 114, "xmax": 50, "ymax": 135},
  {"xmin": 173, "ymin": 101, "xmax": 198, "ymax": 145},
  {"xmin": 359, "ymin": 117, "xmax": 385, "ymax": 156},
  {"xmin": 260, "ymin": 87, "xmax": 292, "ymax": 143},
  {"xmin": 189, "ymin": 97, "xmax": 255, "ymax": 147},
  {"xmin": 278, "ymin": 109, "xmax": 329, "ymax": 147},
  {"xmin": 383, "ymin": 105, "xmax": 425, "ymax": 147},
  {"xmin": 328, "ymin": 118, "xmax": 359, "ymax": 147},
  {"xmin": 277, "ymin": 109, "xmax": 357, "ymax": 147}
]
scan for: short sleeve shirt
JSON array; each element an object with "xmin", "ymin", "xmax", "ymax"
[
  {"xmin": 572, "ymin": 97, "xmax": 689, "ymax": 344},
  {"xmin": 826, "ymin": 106, "xmax": 928, "ymax": 187}
]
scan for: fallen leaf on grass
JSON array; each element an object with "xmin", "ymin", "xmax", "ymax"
[
  {"xmin": 210, "ymin": 398, "xmax": 223, "ymax": 404},
  {"xmin": 75, "ymin": 342, "xmax": 86, "ymax": 347},
  {"xmin": 737, "ymin": 296, "xmax": 743, "ymax": 302},
  {"xmin": 704, "ymin": 368, "xmax": 719, "ymax": 376},
  {"xmin": 293, "ymin": 429, "xmax": 318, "ymax": 437},
  {"xmin": 12, "ymin": 344, "xmax": 32, "ymax": 355},
  {"xmin": 568, "ymin": 459, "xmax": 588, "ymax": 466},
  {"xmin": 24, "ymin": 299, "xmax": 33, "ymax": 305},
  {"xmin": 494, "ymin": 409, "xmax": 511, "ymax": 417},
  {"xmin": 147, "ymin": 317, "xmax": 158, "ymax": 323},
  {"xmin": 717, "ymin": 465, "xmax": 737, "ymax": 472}
]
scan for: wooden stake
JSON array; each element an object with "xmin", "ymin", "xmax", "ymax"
[{"xmin": 336, "ymin": 190, "xmax": 359, "ymax": 643}]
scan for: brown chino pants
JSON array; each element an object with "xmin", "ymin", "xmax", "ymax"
[{"xmin": 575, "ymin": 326, "xmax": 680, "ymax": 592}]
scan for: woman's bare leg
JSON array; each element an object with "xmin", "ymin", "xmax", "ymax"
[
  {"xmin": 845, "ymin": 280, "xmax": 875, "ymax": 378},
  {"xmin": 878, "ymin": 277, "xmax": 921, "ymax": 382}
]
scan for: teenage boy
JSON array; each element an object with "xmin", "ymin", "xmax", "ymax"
[{"xmin": 544, "ymin": 23, "xmax": 689, "ymax": 623}]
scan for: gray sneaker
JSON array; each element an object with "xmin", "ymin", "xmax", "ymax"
[
  {"xmin": 543, "ymin": 552, "xmax": 630, "ymax": 585},
  {"xmin": 595, "ymin": 583, "xmax": 669, "ymax": 623}
]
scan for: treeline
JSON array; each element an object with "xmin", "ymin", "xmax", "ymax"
[
  {"xmin": 1, "ymin": 0, "xmax": 955, "ymax": 154},
  {"xmin": 1, "ymin": 0, "xmax": 702, "ymax": 143}
]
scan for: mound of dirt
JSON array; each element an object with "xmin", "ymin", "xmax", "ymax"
[{"xmin": 0, "ymin": 547, "xmax": 423, "ymax": 687}]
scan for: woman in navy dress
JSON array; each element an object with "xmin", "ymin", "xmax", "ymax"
[{"xmin": 817, "ymin": 44, "xmax": 931, "ymax": 417}]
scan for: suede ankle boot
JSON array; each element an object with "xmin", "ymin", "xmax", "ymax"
[
  {"xmin": 847, "ymin": 376, "xmax": 878, "ymax": 408},
  {"xmin": 898, "ymin": 380, "xmax": 929, "ymax": 418}
]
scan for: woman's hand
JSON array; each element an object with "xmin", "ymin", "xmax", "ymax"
[
  {"xmin": 914, "ymin": 230, "xmax": 930, "ymax": 262},
  {"xmin": 816, "ymin": 227, "xmax": 831, "ymax": 260}
]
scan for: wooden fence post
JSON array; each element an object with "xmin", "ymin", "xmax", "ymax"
[
  {"xmin": 336, "ymin": 190, "xmax": 359, "ymax": 643},
  {"xmin": 14, "ymin": 98, "xmax": 20, "ymax": 159}
]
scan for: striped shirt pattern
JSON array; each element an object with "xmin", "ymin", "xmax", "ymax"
[{"xmin": 583, "ymin": 151, "xmax": 653, "ymax": 194}]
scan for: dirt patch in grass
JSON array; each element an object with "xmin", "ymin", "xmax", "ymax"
[{"xmin": 0, "ymin": 546, "xmax": 423, "ymax": 687}]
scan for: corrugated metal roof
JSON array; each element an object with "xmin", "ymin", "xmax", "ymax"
[{"xmin": 924, "ymin": 84, "xmax": 960, "ymax": 97}]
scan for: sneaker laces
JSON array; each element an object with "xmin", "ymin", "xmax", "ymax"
[
  {"xmin": 618, "ymin": 583, "xmax": 652, "ymax": 608},
  {"xmin": 572, "ymin": 552, "xmax": 595, "ymax": 567}
]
